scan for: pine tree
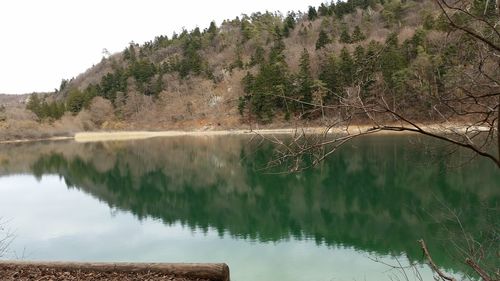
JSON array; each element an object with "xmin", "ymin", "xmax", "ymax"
[
  {"xmin": 232, "ymin": 49, "xmax": 244, "ymax": 70},
  {"xmin": 67, "ymin": 89, "xmax": 86, "ymax": 114},
  {"xmin": 123, "ymin": 45, "xmax": 136, "ymax": 62},
  {"xmin": 207, "ymin": 21, "xmax": 217, "ymax": 34},
  {"xmin": 307, "ymin": 6, "xmax": 318, "ymax": 21},
  {"xmin": 26, "ymin": 93, "xmax": 42, "ymax": 118},
  {"xmin": 283, "ymin": 12, "xmax": 296, "ymax": 37},
  {"xmin": 207, "ymin": 21, "xmax": 217, "ymax": 40},
  {"xmin": 353, "ymin": 45, "xmax": 375, "ymax": 97},
  {"xmin": 130, "ymin": 59, "xmax": 157, "ymax": 84},
  {"xmin": 380, "ymin": 33, "xmax": 408, "ymax": 89},
  {"xmin": 352, "ymin": 26, "xmax": 366, "ymax": 42},
  {"xmin": 100, "ymin": 69, "xmax": 127, "ymax": 103},
  {"xmin": 316, "ymin": 30, "xmax": 332, "ymax": 50},
  {"xmin": 192, "ymin": 27, "xmax": 201, "ymax": 37},
  {"xmin": 318, "ymin": 3, "xmax": 331, "ymax": 16},
  {"xmin": 319, "ymin": 55, "xmax": 340, "ymax": 101},
  {"xmin": 240, "ymin": 37, "xmax": 291, "ymax": 122},
  {"xmin": 153, "ymin": 74, "xmax": 164, "ymax": 97},
  {"xmin": 298, "ymin": 48, "xmax": 314, "ymax": 107},
  {"xmin": 269, "ymin": 39, "xmax": 286, "ymax": 64},
  {"xmin": 250, "ymin": 46, "xmax": 265, "ymax": 66},
  {"xmin": 241, "ymin": 19, "xmax": 254, "ymax": 42},
  {"xmin": 354, "ymin": 45, "xmax": 366, "ymax": 69},
  {"xmin": 422, "ymin": 14, "xmax": 435, "ymax": 30},
  {"xmin": 334, "ymin": 1, "xmax": 355, "ymax": 18},
  {"xmin": 179, "ymin": 35, "xmax": 203, "ymax": 78},
  {"xmin": 339, "ymin": 47, "xmax": 354, "ymax": 86},
  {"xmin": 59, "ymin": 79, "xmax": 69, "ymax": 92},
  {"xmin": 339, "ymin": 27, "xmax": 352, "ymax": 44}
]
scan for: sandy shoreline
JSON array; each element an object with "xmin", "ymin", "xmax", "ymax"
[
  {"xmin": 0, "ymin": 124, "xmax": 487, "ymax": 144},
  {"xmin": 74, "ymin": 125, "xmax": 458, "ymax": 143},
  {"xmin": 73, "ymin": 126, "xmax": 403, "ymax": 143},
  {"xmin": 73, "ymin": 128, "xmax": 320, "ymax": 142},
  {"xmin": 0, "ymin": 136, "xmax": 74, "ymax": 145}
]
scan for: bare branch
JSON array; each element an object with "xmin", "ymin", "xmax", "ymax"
[{"xmin": 418, "ymin": 239, "xmax": 457, "ymax": 281}]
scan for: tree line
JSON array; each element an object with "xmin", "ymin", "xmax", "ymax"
[{"xmin": 26, "ymin": 0, "xmax": 496, "ymax": 127}]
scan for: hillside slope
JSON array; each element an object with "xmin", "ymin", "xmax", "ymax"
[
  {"xmin": 58, "ymin": 0, "xmax": 437, "ymax": 130},
  {"xmin": 1, "ymin": 0, "xmax": 498, "ymax": 140}
]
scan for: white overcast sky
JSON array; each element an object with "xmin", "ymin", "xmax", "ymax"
[{"xmin": 0, "ymin": 0, "xmax": 326, "ymax": 94}]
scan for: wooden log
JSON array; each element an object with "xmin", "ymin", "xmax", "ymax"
[{"xmin": 0, "ymin": 261, "xmax": 230, "ymax": 281}]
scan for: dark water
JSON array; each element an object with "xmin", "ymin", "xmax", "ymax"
[{"xmin": 0, "ymin": 135, "xmax": 498, "ymax": 281}]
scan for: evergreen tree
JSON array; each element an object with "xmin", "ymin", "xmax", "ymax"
[
  {"xmin": 59, "ymin": 79, "xmax": 69, "ymax": 92},
  {"xmin": 207, "ymin": 21, "xmax": 218, "ymax": 40},
  {"xmin": 422, "ymin": 14, "xmax": 435, "ymax": 30},
  {"xmin": 179, "ymin": 35, "xmax": 203, "ymax": 77},
  {"xmin": 404, "ymin": 29, "xmax": 426, "ymax": 61},
  {"xmin": 243, "ymin": 38, "xmax": 290, "ymax": 122},
  {"xmin": 241, "ymin": 19, "xmax": 254, "ymax": 42},
  {"xmin": 318, "ymin": 3, "xmax": 331, "ymax": 16},
  {"xmin": 152, "ymin": 74, "xmax": 165, "ymax": 97},
  {"xmin": 298, "ymin": 48, "xmax": 314, "ymax": 107},
  {"xmin": 283, "ymin": 12, "xmax": 296, "ymax": 37},
  {"xmin": 380, "ymin": 33, "xmax": 408, "ymax": 89},
  {"xmin": 354, "ymin": 45, "xmax": 366, "ymax": 72},
  {"xmin": 130, "ymin": 59, "xmax": 157, "ymax": 84},
  {"xmin": 353, "ymin": 45, "xmax": 375, "ymax": 97},
  {"xmin": 307, "ymin": 6, "xmax": 318, "ymax": 21},
  {"xmin": 352, "ymin": 26, "xmax": 366, "ymax": 42},
  {"xmin": 239, "ymin": 72, "xmax": 255, "ymax": 115},
  {"xmin": 231, "ymin": 49, "xmax": 244, "ymax": 70},
  {"xmin": 27, "ymin": 93, "xmax": 67, "ymax": 120},
  {"xmin": 316, "ymin": 30, "xmax": 332, "ymax": 50},
  {"xmin": 26, "ymin": 93, "xmax": 42, "ymax": 118},
  {"xmin": 250, "ymin": 46, "xmax": 265, "ymax": 66},
  {"xmin": 192, "ymin": 27, "xmax": 201, "ymax": 37},
  {"xmin": 273, "ymin": 25, "xmax": 283, "ymax": 40},
  {"xmin": 43, "ymin": 101, "xmax": 65, "ymax": 120},
  {"xmin": 339, "ymin": 47, "xmax": 355, "ymax": 86},
  {"xmin": 269, "ymin": 38, "xmax": 286, "ymax": 64},
  {"xmin": 339, "ymin": 27, "xmax": 352, "ymax": 44},
  {"xmin": 66, "ymin": 89, "xmax": 87, "ymax": 114},
  {"xmin": 334, "ymin": 1, "xmax": 355, "ymax": 18},
  {"xmin": 100, "ymin": 68, "xmax": 127, "ymax": 102},
  {"xmin": 319, "ymin": 55, "xmax": 341, "ymax": 101},
  {"xmin": 123, "ymin": 45, "xmax": 137, "ymax": 62}
]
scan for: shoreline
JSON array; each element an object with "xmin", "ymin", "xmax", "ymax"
[
  {"xmin": 0, "ymin": 136, "xmax": 74, "ymax": 145},
  {"xmin": 0, "ymin": 124, "xmax": 488, "ymax": 144},
  {"xmin": 73, "ymin": 125, "xmax": 413, "ymax": 143}
]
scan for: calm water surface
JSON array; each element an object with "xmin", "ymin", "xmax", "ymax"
[{"xmin": 0, "ymin": 135, "xmax": 498, "ymax": 281}]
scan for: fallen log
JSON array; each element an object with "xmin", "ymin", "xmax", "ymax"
[{"xmin": 0, "ymin": 261, "xmax": 230, "ymax": 281}]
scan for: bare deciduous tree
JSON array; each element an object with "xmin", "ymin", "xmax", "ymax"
[{"xmin": 89, "ymin": 96, "xmax": 114, "ymax": 127}]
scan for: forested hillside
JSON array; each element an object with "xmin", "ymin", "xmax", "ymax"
[{"xmin": 1, "ymin": 0, "xmax": 498, "ymax": 140}]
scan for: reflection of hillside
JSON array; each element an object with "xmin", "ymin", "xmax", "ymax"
[{"xmin": 0, "ymin": 136, "xmax": 498, "ymax": 271}]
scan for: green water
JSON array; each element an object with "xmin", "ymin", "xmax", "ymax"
[{"xmin": 0, "ymin": 135, "xmax": 498, "ymax": 281}]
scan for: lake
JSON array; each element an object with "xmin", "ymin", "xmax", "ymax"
[{"xmin": 0, "ymin": 135, "xmax": 498, "ymax": 281}]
